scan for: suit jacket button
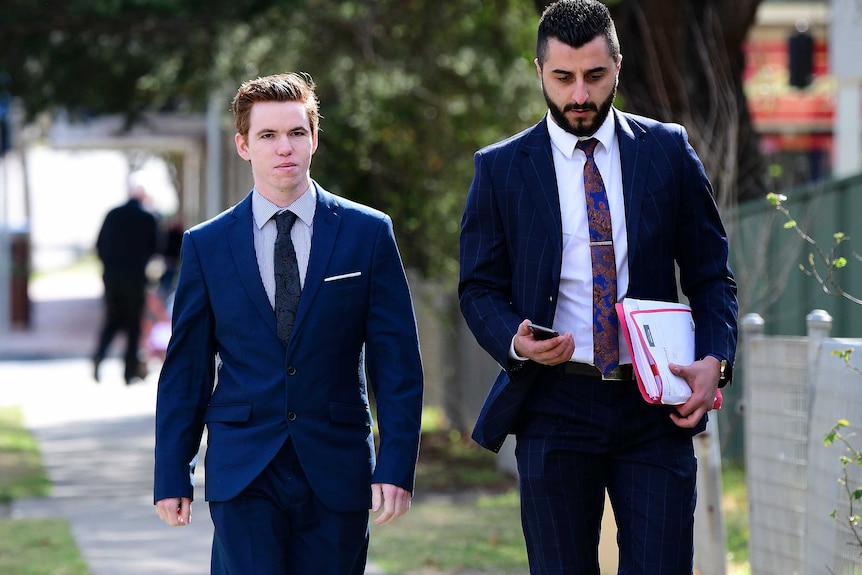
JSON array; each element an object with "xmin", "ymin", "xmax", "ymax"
[
  {"xmin": 287, "ymin": 412, "xmax": 297, "ymax": 421},
  {"xmin": 287, "ymin": 366, "xmax": 297, "ymax": 376}
]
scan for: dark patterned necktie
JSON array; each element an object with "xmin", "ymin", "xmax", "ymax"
[
  {"xmin": 274, "ymin": 210, "xmax": 301, "ymax": 345},
  {"xmin": 577, "ymin": 138, "xmax": 619, "ymax": 376}
]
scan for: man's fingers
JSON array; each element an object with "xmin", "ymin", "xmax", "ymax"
[
  {"xmin": 155, "ymin": 497, "xmax": 191, "ymax": 527},
  {"xmin": 371, "ymin": 483, "xmax": 383, "ymax": 513},
  {"xmin": 371, "ymin": 484, "xmax": 412, "ymax": 526}
]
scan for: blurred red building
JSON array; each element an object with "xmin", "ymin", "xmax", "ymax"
[{"xmin": 743, "ymin": 2, "xmax": 833, "ymax": 183}]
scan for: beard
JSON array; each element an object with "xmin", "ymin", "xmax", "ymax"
[{"xmin": 543, "ymin": 82, "xmax": 616, "ymax": 138}]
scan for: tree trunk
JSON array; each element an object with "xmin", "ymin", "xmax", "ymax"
[{"xmin": 608, "ymin": 0, "xmax": 765, "ymax": 205}]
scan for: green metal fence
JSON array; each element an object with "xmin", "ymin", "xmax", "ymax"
[{"xmin": 717, "ymin": 173, "xmax": 862, "ymax": 461}]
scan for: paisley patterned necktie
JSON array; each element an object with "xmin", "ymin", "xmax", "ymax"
[
  {"xmin": 274, "ymin": 210, "xmax": 301, "ymax": 345},
  {"xmin": 577, "ymin": 138, "xmax": 619, "ymax": 376}
]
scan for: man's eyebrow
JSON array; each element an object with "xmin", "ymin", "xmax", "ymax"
[
  {"xmin": 550, "ymin": 65, "xmax": 608, "ymax": 75},
  {"xmin": 252, "ymin": 125, "xmax": 307, "ymax": 136}
]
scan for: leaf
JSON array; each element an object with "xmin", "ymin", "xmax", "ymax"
[
  {"xmin": 766, "ymin": 192, "xmax": 787, "ymax": 206},
  {"xmin": 835, "ymin": 257, "xmax": 847, "ymax": 269},
  {"xmin": 783, "ymin": 220, "xmax": 796, "ymax": 229}
]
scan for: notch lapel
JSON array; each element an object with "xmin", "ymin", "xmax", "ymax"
[
  {"xmin": 226, "ymin": 193, "xmax": 280, "ymax": 340},
  {"xmin": 518, "ymin": 121, "xmax": 564, "ymax": 255},
  {"xmin": 615, "ymin": 111, "xmax": 651, "ymax": 266},
  {"xmin": 288, "ymin": 184, "xmax": 341, "ymax": 346}
]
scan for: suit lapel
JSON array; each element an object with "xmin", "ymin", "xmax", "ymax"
[
  {"xmin": 615, "ymin": 110, "xmax": 651, "ymax": 266},
  {"xmin": 289, "ymin": 183, "xmax": 341, "ymax": 343},
  {"xmin": 518, "ymin": 121, "xmax": 563, "ymax": 250},
  {"xmin": 227, "ymin": 193, "xmax": 280, "ymax": 339}
]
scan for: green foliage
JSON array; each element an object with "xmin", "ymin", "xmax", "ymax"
[
  {"xmin": 369, "ymin": 489, "xmax": 528, "ymax": 574},
  {"xmin": 822, "ymin": 420, "xmax": 862, "ymax": 550},
  {"xmin": 0, "ymin": 407, "xmax": 51, "ymax": 500},
  {"xmin": 2, "ymin": 0, "xmax": 543, "ymax": 278},
  {"xmin": 721, "ymin": 463, "xmax": 751, "ymax": 570},
  {"xmin": 770, "ymin": 193, "xmax": 862, "ymax": 554},
  {"xmin": 1, "ymin": 0, "xmax": 261, "ymax": 119},
  {"xmin": 0, "ymin": 519, "xmax": 92, "ymax": 575},
  {"xmin": 767, "ymin": 192, "xmax": 862, "ymax": 307},
  {"xmin": 229, "ymin": 0, "xmax": 544, "ymax": 277}
]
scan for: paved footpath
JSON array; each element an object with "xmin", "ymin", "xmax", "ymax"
[
  {"xmin": 0, "ymin": 271, "xmax": 384, "ymax": 575},
  {"xmin": 1, "ymin": 358, "xmax": 215, "ymax": 575}
]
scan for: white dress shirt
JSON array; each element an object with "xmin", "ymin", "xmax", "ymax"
[{"xmin": 547, "ymin": 111, "xmax": 631, "ymax": 365}]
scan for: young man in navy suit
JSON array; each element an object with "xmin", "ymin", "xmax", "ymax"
[
  {"xmin": 459, "ymin": 1, "xmax": 738, "ymax": 573},
  {"xmin": 154, "ymin": 72, "xmax": 424, "ymax": 575}
]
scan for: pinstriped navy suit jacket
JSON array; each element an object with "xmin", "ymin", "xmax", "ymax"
[{"xmin": 459, "ymin": 109, "xmax": 738, "ymax": 452}]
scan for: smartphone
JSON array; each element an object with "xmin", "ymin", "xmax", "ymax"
[{"xmin": 528, "ymin": 322, "xmax": 559, "ymax": 340}]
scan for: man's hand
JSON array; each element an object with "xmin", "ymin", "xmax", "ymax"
[
  {"xmin": 513, "ymin": 319, "xmax": 574, "ymax": 366},
  {"xmin": 371, "ymin": 483, "xmax": 412, "ymax": 525},
  {"xmin": 667, "ymin": 356, "xmax": 721, "ymax": 428},
  {"xmin": 155, "ymin": 497, "xmax": 192, "ymax": 526}
]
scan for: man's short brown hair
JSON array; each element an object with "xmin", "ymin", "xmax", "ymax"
[{"xmin": 231, "ymin": 72, "xmax": 321, "ymax": 137}]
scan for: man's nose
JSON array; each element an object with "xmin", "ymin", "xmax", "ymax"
[
  {"xmin": 276, "ymin": 135, "xmax": 293, "ymax": 154},
  {"xmin": 571, "ymin": 81, "xmax": 589, "ymax": 105}
]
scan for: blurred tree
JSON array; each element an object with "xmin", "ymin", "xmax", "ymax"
[
  {"xmin": 228, "ymin": 0, "xmax": 544, "ymax": 277},
  {"xmin": 0, "ymin": 0, "xmax": 279, "ymax": 121},
  {"xmin": 1, "ymin": 0, "xmax": 542, "ymax": 279},
  {"xmin": 2, "ymin": 0, "xmax": 767, "ymax": 274},
  {"xmin": 607, "ymin": 0, "xmax": 765, "ymax": 206}
]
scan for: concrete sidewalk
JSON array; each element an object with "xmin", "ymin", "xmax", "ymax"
[
  {"xmin": 0, "ymin": 271, "xmax": 384, "ymax": 574},
  {"xmin": 1, "ymin": 358, "xmax": 214, "ymax": 575}
]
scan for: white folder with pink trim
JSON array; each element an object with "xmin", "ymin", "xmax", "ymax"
[{"xmin": 615, "ymin": 298, "xmax": 722, "ymax": 409}]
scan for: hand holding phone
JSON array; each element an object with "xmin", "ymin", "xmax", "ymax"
[{"xmin": 527, "ymin": 322, "xmax": 559, "ymax": 340}]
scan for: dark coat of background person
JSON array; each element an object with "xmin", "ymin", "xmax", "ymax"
[{"xmin": 93, "ymin": 192, "xmax": 158, "ymax": 384}]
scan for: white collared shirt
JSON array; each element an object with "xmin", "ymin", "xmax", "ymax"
[
  {"xmin": 547, "ymin": 110, "xmax": 631, "ymax": 365},
  {"xmin": 252, "ymin": 185, "xmax": 316, "ymax": 309}
]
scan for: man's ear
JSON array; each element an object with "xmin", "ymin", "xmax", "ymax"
[
  {"xmin": 535, "ymin": 57, "xmax": 542, "ymax": 80},
  {"xmin": 235, "ymin": 133, "xmax": 250, "ymax": 161}
]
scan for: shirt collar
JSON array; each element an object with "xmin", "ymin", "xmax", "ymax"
[
  {"xmin": 546, "ymin": 107, "xmax": 617, "ymax": 159},
  {"xmin": 252, "ymin": 183, "xmax": 317, "ymax": 230}
]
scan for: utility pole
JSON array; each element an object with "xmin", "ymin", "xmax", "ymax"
[{"xmin": 0, "ymin": 75, "xmax": 11, "ymax": 334}]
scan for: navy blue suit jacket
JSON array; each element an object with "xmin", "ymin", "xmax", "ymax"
[
  {"xmin": 459, "ymin": 110, "xmax": 738, "ymax": 452},
  {"xmin": 154, "ymin": 183, "xmax": 423, "ymax": 512}
]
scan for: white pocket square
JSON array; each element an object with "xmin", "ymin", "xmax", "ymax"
[{"xmin": 324, "ymin": 271, "xmax": 362, "ymax": 282}]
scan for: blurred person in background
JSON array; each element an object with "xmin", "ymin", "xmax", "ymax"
[{"xmin": 92, "ymin": 179, "xmax": 158, "ymax": 385}]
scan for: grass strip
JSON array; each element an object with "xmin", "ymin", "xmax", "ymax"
[
  {"xmin": 0, "ymin": 407, "xmax": 91, "ymax": 573},
  {"xmin": 0, "ymin": 518, "xmax": 91, "ymax": 575},
  {"xmin": 370, "ymin": 489, "xmax": 528, "ymax": 574},
  {"xmin": 0, "ymin": 407, "xmax": 51, "ymax": 501}
]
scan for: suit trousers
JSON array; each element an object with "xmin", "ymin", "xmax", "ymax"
[
  {"xmin": 514, "ymin": 369, "xmax": 702, "ymax": 575},
  {"xmin": 209, "ymin": 438, "xmax": 369, "ymax": 575}
]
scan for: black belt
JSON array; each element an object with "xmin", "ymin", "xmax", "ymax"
[{"xmin": 560, "ymin": 362, "xmax": 634, "ymax": 381}]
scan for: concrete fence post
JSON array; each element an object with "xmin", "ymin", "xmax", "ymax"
[{"xmin": 806, "ymin": 309, "xmax": 832, "ymax": 410}]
